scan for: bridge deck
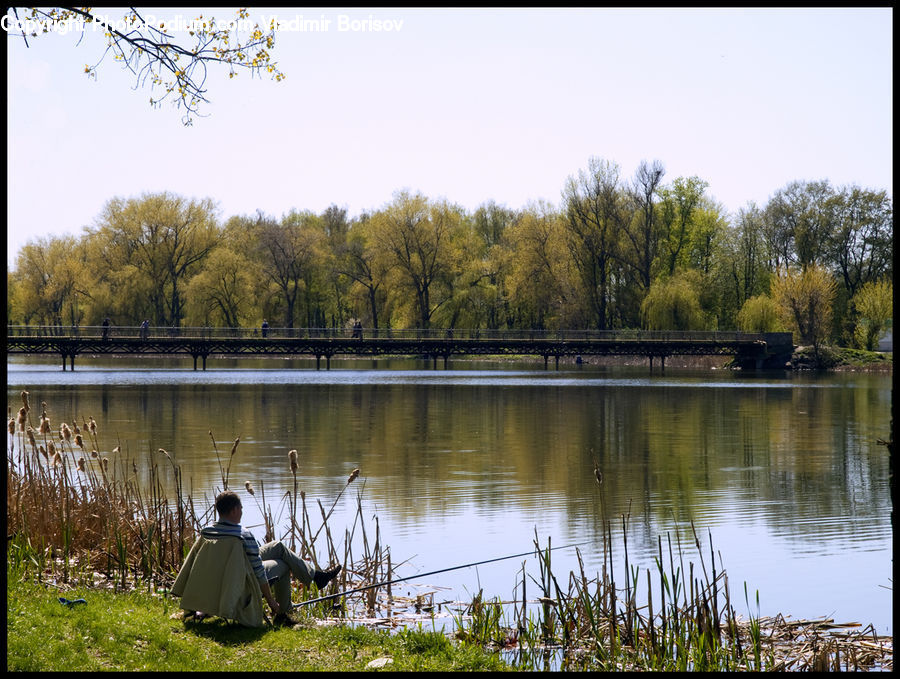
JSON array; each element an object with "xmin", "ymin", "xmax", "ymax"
[{"xmin": 7, "ymin": 326, "xmax": 794, "ymax": 370}]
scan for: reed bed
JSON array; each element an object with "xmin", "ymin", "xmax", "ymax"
[
  {"xmin": 451, "ymin": 523, "xmax": 893, "ymax": 672},
  {"xmin": 6, "ymin": 393, "xmax": 375, "ymax": 612},
  {"xmin": 7, "ymin": 392, "xmax": 893, "ymax": 671}
]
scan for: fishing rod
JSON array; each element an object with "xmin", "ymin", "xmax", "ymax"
[{"xmin": 293, "ymin": 539, "xmax": 591, "ymax": 609}]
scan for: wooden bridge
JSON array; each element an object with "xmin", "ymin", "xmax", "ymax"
[{"xmin": 6, "ymin": 325, "xmax": 794, "ymax": 371}]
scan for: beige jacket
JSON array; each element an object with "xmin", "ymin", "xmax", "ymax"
[{"xmin": 171, "ymin": 535, "xmax": 265, "ymax": 627}]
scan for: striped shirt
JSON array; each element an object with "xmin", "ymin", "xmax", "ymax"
[{"xmin": 201, "ymin": 519, "xmax": 266, "ymax": 583}]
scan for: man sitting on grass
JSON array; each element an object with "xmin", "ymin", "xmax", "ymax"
[{"xmin": 202, "ymin": 490, "xmax": 341, "ymax": 625}]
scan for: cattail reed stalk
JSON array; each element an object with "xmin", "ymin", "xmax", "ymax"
[
  {"xmin": 288, "ymin": 450, "xmax": 299, "ymax": 551},
  {"xmin": 299, "ymin": 489, "xmax": 309, "ymax": 554},
  {"xmin": 224, "ymin": 436, "xmax": 240, "ymax": 490},
  {"xmin": 309, "ymin": 467, "xmax": 361, "ymax": 549},
  {"xmin": 209, "ymin": 430, "xmax": 225, "ymax": 487}
]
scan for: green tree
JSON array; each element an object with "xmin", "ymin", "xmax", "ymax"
[
  {"xmin": 184, "ymin": 246, "xmax": 256, "ymax": 328},
  {"xmin": 370, "ymin": 191, "xmax": 459, "ymax": 329},
  {"xmin": 640, "ymin": 270, "xmax": 708, "ymax": 331},
  {"xmin": 335, "ymin": 213, "xmax": 390, "ymax": 332},
  {"xmin": 465, "ymin": 201, "xmax": 517, "ymax": 330},
  {"xmin": 736, "ymin": 294, "xmax": 783, "ymax": 333},
  {"xmin": 500, "ymin": 202, "xmax": 575, "ymax": 330},
  {"xmin": 764, "ymin": 180, "xmax": 837, "ymax": 270},
  {"xmin": 319, "ymin": 205, "xmax": 354, "ymax": 329},
  {"xmin": 722, "ymin": 203, "xmax": 772, "ymax": 302},
  {"xmin": 563, "ymin": 157, "xmax": 628, "ymax": 330},
  {"xmin": 622, "ymin": 159, "xmax": 666, "ymax": 295},
  {"xmin": 10, "ymin": 235, "xmax": 85, "ymax": 327},
  {"xmin": 7, "ymin": 7, "xmax": 285, "ymax": 124},
  {"xmin": 90, "ymin": 192, "xmax": 220, "ymax": 326},
  {"xmin": 851, "ymin": 279, "xmax": 893, "ymax": 350},
  {"xmin": 771, "ymin": 264, "xmax": 837, "ymax": 350},
  {"xmin": 657, "ymin": 176, "xmax": 709, "ymax": 276},
  {"xmin": 829, "ymin": 185, "xmax": 893, "ymax": 298},
  {"xmin": 250, "ymin": 211, "xmax": 324, "ymax": 330},
  {"xmin": 472, "ymin": 200, "xmax": 516, "ymax": 250}
]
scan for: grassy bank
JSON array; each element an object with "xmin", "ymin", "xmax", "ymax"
[{"xmin": 6, "ymin": 554, "xmax": 507, "ymax": 672}]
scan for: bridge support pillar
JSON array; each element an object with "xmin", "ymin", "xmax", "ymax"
[
  {"xmin": 555, "ymin": 355, "xmax": 560, "ymax": 370},
  {"xmin": 544, "ymin": 355, "xmax": 549, "ymax": 370}
]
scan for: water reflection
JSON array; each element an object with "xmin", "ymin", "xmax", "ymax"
[{"xmin": 6, "ymin": 359, "xmax": 892, "ymax": 633}]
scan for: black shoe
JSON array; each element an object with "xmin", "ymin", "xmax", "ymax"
[
  {"xmin": 273, "ymin": 612, "xmax": 296, "ymax": 627},
  {"xmin": 312, "ymin": 564, "xmax": 342, "ymax": 589}
]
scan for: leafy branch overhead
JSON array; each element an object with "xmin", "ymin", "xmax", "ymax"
[{"xmin": 8, "ymin": 7, "xmax": 285, "ymax": 125}]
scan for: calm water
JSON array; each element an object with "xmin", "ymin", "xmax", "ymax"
[{"xmin": 6, "ymin": 356, "xmax": 893, "ymax": 634}]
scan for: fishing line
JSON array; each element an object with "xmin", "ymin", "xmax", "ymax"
[{"xmin": 293, "ymin": 539, "xmax": 592, "ymax": 609}]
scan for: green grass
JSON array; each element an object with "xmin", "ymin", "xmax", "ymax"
[
  {"xmin": 790, "ymin": 344, "xmax": 892, "ymax": 370},
  {"xmin": 833, "ymin": 346, "xmax": 892, "ymax": 366},
  {"xmin": 7, "ymin": 561, "xmax": 510, "ymax": 672}
]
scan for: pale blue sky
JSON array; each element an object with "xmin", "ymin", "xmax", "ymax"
[{"xmin": 6, "ymin": 7, "xmax": 893, "ymax": 266}]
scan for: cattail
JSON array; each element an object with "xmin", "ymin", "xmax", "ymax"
[
  {"xmin": 48, "ymin": 441, "xmax": 57, "ymax": 457},
  {"xmin": 51, "ymin": 451, "xmax": 62, "ymax": 467},
  {"xmin": 21, "ymin": 391, "xmax": 29, "ymax": 412},
  {"xmin": 230, "ymin": 437, "xmax": 240, "ymax": 457},
  {"xmin": 91, "ymin": 449, "xmax": 99, "ymax": 458},
  {"xmin": 39, "ymin": 445, "xmax": 47, "ymax": 460},
  {"xmin": 26, "ymin": 427, "xmax": 36, "ymax": 448},
  {"xmin": 61, "ymin": 423, "xmax": 72, "ymax": 441},
  {"xmin": 40, "ymin": 416, "xmax": 51, "ymax": 435},
  {"xmin": 76, "ymin": 457, "xmax": 86, "ymax": 472},
  {"xmin": 245, "ymin": 481, "xmax": 255, "ymax": 495},
  {"xmin": 112, "ymin": 446, "xmax": 120, "ymax": 454},
  {"xmin": 88, "ymin": 417, "xmax": 97, "ymax": 435},
  {"xmin": 17, "ymin": 407, "xmax": 27, "ymax": 431},
  {"xmin": 73, "ymin": 422, "xmax": 81, "ymax": 436},
  {"xmin": 75, "ymin": 433, "xmax": 84, "ymax": 449},
  {"xmin": 348, "ymin": 468, "xmax": 360, "ymax": 484},
  {"xmin": 288, "ymin": 449, "xmax": 298, "ymax": 473},
  {"xmin": 101, "ymin": 457, "xmax": 109, "ymax": 474},
  {"xmin": 8, "ymin": 419, "xmax": 15, "ymax": 435}
]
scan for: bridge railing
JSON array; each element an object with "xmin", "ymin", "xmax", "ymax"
[{"xmin": 7, "ymin": 325, "xmax": 769, "ymax": 343}]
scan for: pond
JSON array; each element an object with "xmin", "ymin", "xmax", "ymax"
[{"xmin": 6, "ymin": 356, "xmax": 893, "ymax": 635}]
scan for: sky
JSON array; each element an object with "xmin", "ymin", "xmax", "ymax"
[{"xmin": 5, "ymin": 7, "xmax": 893, "ymax": 267}]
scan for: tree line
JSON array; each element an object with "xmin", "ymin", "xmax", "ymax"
[{"xmin": 7, "ymin": 157, "xmax": 893, "ymax": 351}]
